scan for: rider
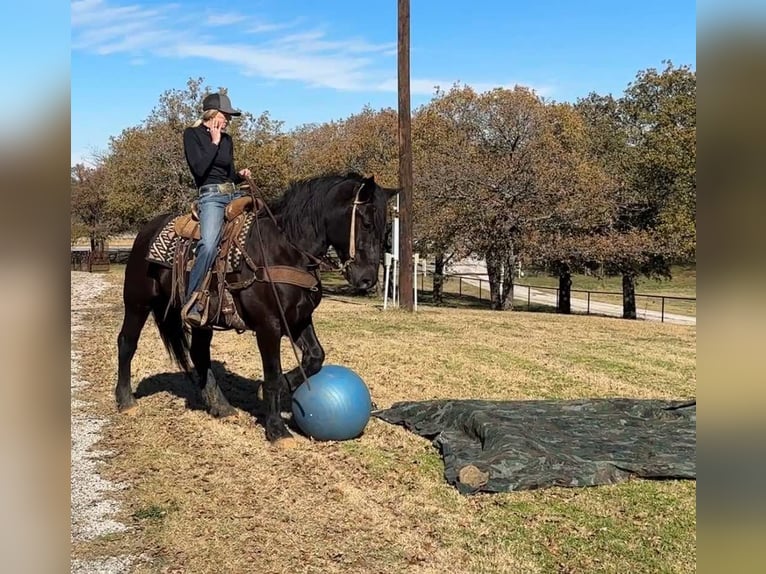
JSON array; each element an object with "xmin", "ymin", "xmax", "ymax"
[{"xmin": 182, "ymin": 92, "xmax": 251, "ymax": 327}]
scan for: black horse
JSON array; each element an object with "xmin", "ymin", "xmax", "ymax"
[{"xmin": 116, "ymin": 173, "xmax": 397, "ymax": 447}]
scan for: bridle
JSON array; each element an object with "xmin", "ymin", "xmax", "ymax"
[
  {"xmin": 238, "ymin": 176, "xmax": 372, "ymax": 391},
  {"xmin": 339, "ymin": 181, "xmax": 367, "ymax": 274}
]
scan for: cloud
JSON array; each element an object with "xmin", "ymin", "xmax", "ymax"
[
  {"xmin": 244, "ymin": 21, "xmax": 299, "ymax": 35},
  {"xmin": 205, "ymin": 12, "xmax": 247, "ymax": 27},
  {"xmin": 71, "ymin": 0, "xmax": 549, "ymax": 97}
]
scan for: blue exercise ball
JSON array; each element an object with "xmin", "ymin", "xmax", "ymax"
[{"xmin": 291, "ymin": 364, "xmax": 372, "ymax": 441}]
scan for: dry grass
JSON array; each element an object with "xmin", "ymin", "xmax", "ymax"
[{"xmin": 72, "ymin": 267, "xmax": 696, "ymax": 574}]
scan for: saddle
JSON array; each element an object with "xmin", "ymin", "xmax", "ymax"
[
  {"xmin": 173, "ymin": 196, "xmax": 258, "ymax": 241},
  {"xmin": 168, "ymin": 195, "xmax": 320, "ymax": 331},
  {"xmin": 172, "ymin": 197, "xmax": 260, "ymax": 331}
]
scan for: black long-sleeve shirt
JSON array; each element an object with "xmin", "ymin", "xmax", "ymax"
[{"xmin": 183, "ymin": 124, "xmax": 243, "ymax": 188}]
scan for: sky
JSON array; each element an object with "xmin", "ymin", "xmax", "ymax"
[{"xmin": 70, "ymin": 0, "xmax": 697, "ymax": 167}]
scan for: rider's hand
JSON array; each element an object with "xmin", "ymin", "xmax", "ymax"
[
  {"xmin": 209, "ymin": 121, "xmax": 223, "ymax": 145},
  {"xmin": 239, "ymin": 168, "xmax": 252, "ymax": 178}
]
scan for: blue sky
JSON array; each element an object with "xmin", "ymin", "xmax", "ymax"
[{"xmin": 71, "ymin": 0, "xmax": 696, "ymax": 166}]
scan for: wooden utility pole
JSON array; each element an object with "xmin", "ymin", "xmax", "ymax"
[{"xmin": 397, "ymin": 0, "xmax": 414, "ymax": 311}]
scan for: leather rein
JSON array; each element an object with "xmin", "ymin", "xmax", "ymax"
[{"xmin": 232, "ymin": 176, "xmax": 367, "ymax": 390}]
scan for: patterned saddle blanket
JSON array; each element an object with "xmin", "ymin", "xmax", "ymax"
[{"xmin": 146, "ymin": 211, "xmax": 255, "ymax": 272}]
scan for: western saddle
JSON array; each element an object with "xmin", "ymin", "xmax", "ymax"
[{"xmin": 171, "ymin": 194, "xmax": 319, "ymax": 331}]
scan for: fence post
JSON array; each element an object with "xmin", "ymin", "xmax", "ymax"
[
  {"xmin": 528, "ymin": 286, "xmax": 531, "ymax": 309},
  {"xmin": 459, "ymin": 277, "xmax": 462, "ymax": 296},
  {"xmin": 661, "ymin": 297, "xmax": 665, "ymax": 323},
  {"xmin": 587, "ymin": 291, "xmax": 591, "ymax": 315}
]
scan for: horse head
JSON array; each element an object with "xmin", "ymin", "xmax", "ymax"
[{"xmin": 327, "ymin": 174, "xmax": 398, "ymax": 291}]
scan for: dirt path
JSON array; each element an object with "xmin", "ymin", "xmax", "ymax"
[{"xmin": 71, "ymin": 271, "xmax": 136, "ymax": 574}]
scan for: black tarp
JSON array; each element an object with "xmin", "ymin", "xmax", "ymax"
[{"xmin": 373, "ymin": 398, "xmax": 696, "ymax": 494}]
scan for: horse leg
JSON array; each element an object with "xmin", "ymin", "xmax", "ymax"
[
  {"xmin": 255, "ymin": 327, "xmax": 295, "ymax": 447},
  {"xmin": 115, "ymin": 303, "xmax": 151, "ymax": 413},
  {"xmin": 284, "ymin": 321, "xmax": 325, "ymax": 394},
  {"xmin": 190, "ymin": 328, "xmax": 237, "ymax": 418}
]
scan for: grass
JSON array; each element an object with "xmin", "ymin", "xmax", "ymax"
[{"xmin": 71, "ymin": 266, "xmax": 696, "ymax": 573}]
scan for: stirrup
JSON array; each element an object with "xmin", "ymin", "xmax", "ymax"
[{"xmin": 182, "ymin": 292, "xmax": 208, "ymax": 327}]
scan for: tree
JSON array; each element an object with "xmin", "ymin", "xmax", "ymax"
[
  {"xmin": 622, "ymin": 61, "xmax": 696, "ymax": 263},
  {"xmin": 416, "ymin": 85, "xmax": 596, "ymax": 311},
  {"xmin": 524, "ymin": 102, "xmax": 616, "ymax": 314},
  {"xmin": 575, "ymin": 63, "xmax": 696, "ymax": 318},
  {"xmin": 235, "ymin": 112, "xmax": 293, "ymax": 197},
  {"xmin": 289, "ymin": 106, "xmax": 399, "ymax": 187},
  {"xmin": 71, "ymin": 163, "xmax": 112, "ymax": 250},
  {"xmin": 412, "ymin": 91, "xmax": 475, "ymax": 304}
]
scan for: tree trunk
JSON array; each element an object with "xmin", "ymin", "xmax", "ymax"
[
  {"xmin": 432, "ymin": 253, "xmax": 445, "ymax": 305},
  {"xmin": 485, "ymin": 251, "xmax": 503, "ymax": 310},
  {"xmin": 558, "ymin": 265, "xmax": 572, "ymax": 314},
  {"xmin": 500, "ymin": 252, "xmax": 515, "ymax": 310},
  {"xmin": 622, "ymin": 273, "xmax": 637, "ymax": 319}
]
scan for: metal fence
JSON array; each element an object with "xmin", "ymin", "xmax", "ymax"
[{"xmin": 429, "ymin": 273, "xmax": 696, "ymax": 323}]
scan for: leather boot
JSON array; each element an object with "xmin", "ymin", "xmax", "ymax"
[{"xmin": 182, "ymin": 292, "xmax": 205, "ymax": 327}]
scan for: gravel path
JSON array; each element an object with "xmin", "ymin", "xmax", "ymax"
[{"xmin": 71, "ymin": 271, "xmax": 135, "ymax": 574}]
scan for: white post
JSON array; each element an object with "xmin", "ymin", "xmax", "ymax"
[
  {"xmin": 392, "ymin": 258, "xmax": 398, "ymax": 306},
  {"xmin": 383, "ymin": 252, "xmax": 392, "ymax": 310},
  {"xmin": 413, "ymin": 253, "xmax": 419, "ymax": 311},
  {"xmin": 392, "ymin": 194, "xmax": 400, "ymax": 307}
]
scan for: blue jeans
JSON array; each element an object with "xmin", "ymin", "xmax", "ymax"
[{"xmin": 185, "ymin": 190, "xmax": 243, "ymax": 301}]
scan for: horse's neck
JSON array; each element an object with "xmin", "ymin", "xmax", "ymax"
[{"xmin": 276, "ymin": 212, "xmax": 329, "ymax": 259}]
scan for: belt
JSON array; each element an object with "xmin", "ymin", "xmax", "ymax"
[{"xmin": 199, "ymin": 182, "xmax": 238, "ymax": 194}]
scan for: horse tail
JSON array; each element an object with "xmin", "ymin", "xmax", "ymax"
[
  {"xmin": 152, "ymin": 302, "xmax": 193, "ymax": 373},
  {"xmin": 128, "ymin": 211, "xmax": 194, "ymax": 374}
]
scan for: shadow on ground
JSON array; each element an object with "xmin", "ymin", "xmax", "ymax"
[
  {"xmin": 133, "ymin": 361, "xmax": 304, "ymax": 434},
  {"xmin": 135, "ymin": 360, "xmax": 261, "ymax": 415}
]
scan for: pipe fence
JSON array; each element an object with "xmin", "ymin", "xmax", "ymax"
[{"xmin": 421, "ymin": 272, "xmax": 696, "ymax": 323}]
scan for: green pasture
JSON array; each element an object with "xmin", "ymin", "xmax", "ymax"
[{"xmin": 71, "ymin": 265, "xmax": 696, "ymax": 573}]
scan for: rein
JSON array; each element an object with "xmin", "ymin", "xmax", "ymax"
[
  {"xmin": 340, "ymin": 184, "xmax": 365, "ymax": 273},
  {"xmin": 240, "ymin": 176, "xmax": 311, "ymax": 388},
  {"xmin": 236, "ymin": 176, "xmax": 367, "ymax": 391}
]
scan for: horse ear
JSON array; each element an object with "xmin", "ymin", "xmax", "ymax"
[{"xmin": 358, "ymin": 175, "xmax": 377, "ymax": 202}]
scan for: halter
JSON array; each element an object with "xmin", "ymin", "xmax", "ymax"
[{"xmin": 340, "ymin": 181, "xmax": 366, "ymax": 273}]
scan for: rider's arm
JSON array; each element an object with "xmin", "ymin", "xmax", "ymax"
[{"xmin": 183, "ymin": 127, "xmax": 219, "ymax": 181}]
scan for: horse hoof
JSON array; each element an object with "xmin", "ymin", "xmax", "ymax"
[
  {"xmin": 274, "ymin": 437, "xmax": 298, "ymax": 450},
  {"xmin": 119, "ymin": 404, "xmax": 139, "ymax": 417},
  {"xmin": 212, "ymin": 405, "xmax": 238, "ymax": 419}
]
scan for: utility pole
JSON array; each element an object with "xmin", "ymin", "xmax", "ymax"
[{"xmin": 397, "ymin": 0, "xmax": 414, "ymax": 311}]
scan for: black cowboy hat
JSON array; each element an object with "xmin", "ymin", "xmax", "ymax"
[{"xmin": 202, "ymin": 92, "xmax": 242, "ymax": 116}]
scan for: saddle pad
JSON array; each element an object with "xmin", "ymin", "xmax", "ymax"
[{"xmin": 146, "ymin": 211, "xmax": 255, "ymax": 270}]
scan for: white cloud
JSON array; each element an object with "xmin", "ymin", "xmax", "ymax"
[
  {"xmin": 71, "ymin": 0, "xmax": 549, "ymax": 97},
  {"xmin": 244, "ymin": 18, "xmax": 303, "ymax": 35},
  {"xmin": 205, "ymin": 12, "xmax": 247, "ymax": 27}
]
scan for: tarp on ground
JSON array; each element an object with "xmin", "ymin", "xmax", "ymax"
[{"xmin": 373, "ymin": 398, "xmax": 696, "ymax": 494}]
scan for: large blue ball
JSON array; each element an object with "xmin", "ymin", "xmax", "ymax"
[{"xmin": 291, "ymin": 364, "xmax": 372, "ymax": 441}]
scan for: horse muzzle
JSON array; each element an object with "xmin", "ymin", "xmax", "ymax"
[{"xmin": 342, "ymin": 262, "xmax": 378, "ymax": 291}]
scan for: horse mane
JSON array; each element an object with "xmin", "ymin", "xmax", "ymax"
[{"xmin": 269, "ymin": 172, "xmax": 367, "ymax": 242}]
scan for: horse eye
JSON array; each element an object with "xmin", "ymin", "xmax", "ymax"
[{"xmin": 359, "ymin": 211, "xmax": 374, "ymax": 230}]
